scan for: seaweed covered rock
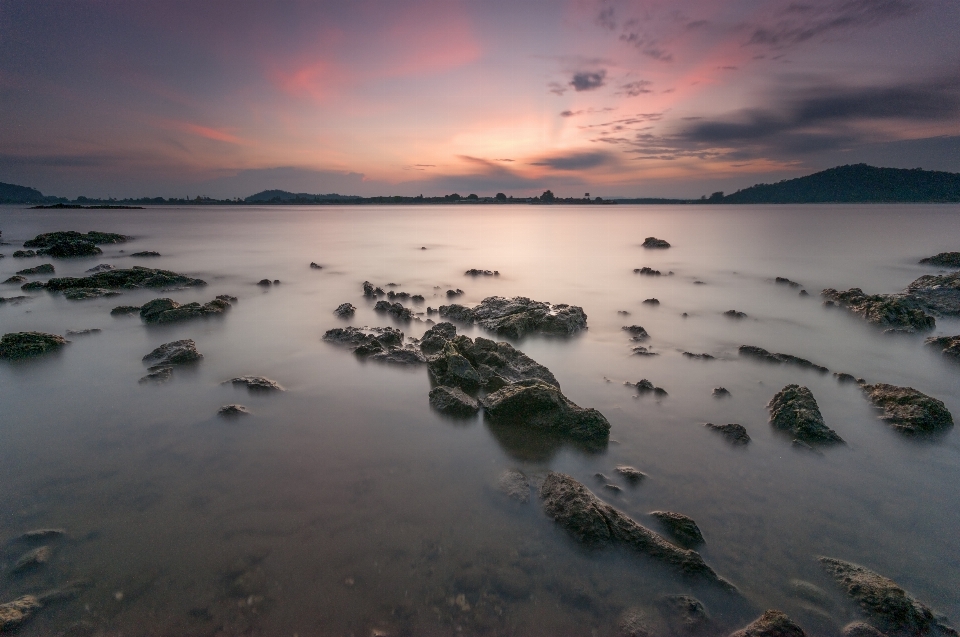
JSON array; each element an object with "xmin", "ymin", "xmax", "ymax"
[
  {"xmin": 819, "ymin": 557, "xmax": 957, "ymax": 637},
  {"xmin": 425, "ymin": 327, "xmax": 558, "ymax": 390},
  {"xmin": 438, "ymin": 296, "xmax": 587, "ymax": 339},
  {"xmin": 45, "ymin": 266, "xmax": 206, "ymax": 292},
  {"xmin": 539, "ymin": 472, "xmax": 734, "ymax": 589},
  {"xmin": 16, "ymin": 263, "xmax": 54, "ymax": 275},
  {"xmin": 0, "ymin": 332, "xmax": 67, "ymax": 359},
  {"xmin": 924, "ymin": 335, "xmax": 960, "ymax": 359},
  {"xmin": 482, "ymin": 381, "xmax": 610, "ymax": 442},
  {"xmin": 821, "ymin": 288, "xmax": 935, "ymax": 331},
  {"xmin": 905, "ymin": 271, "xmax": 960, "ymax": 315},
  {"xmin": 429, "ymin": 386, "xmax": 479, "ymax": 416},
  {"xmin": 739, "ymin": 345, "xmax": 829, "ymax": 373},
  {"xmin": 139, "ymin": 297, "xmax": 230, "ymax": 324},
  {"xmin": 649, "ymin": 511, "xmax": 705, "ymax": 547},
  {"xmin": 768, "ymin": 385, "xmax": 843, "ymax": 444},
  {"xmin": 142, "ymin": 339, "xmax": 202, "ymax": 367},
  {"xmin": 729, "ymin": 610, "xmax": 806, "ymax": 637},
  {"xmin": 642, "ymin": 237, "xmax": 671, "ymax": 248},
  {"xmin": 860, "ymin": 383, "xmax": 953, "ymax": 434},
  {"xmin": 919, "ymin": 252, "xmax": 960, "ymax": 268}
]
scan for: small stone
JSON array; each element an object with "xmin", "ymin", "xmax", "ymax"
[
  {"xmin": 218, "ymin": 404, "xmax": 250, "ymax": 417},
  {"xmin": 227, "ymin": 376, "xmax": 284, "ymax": 392},
  {"xmin": 334, "ymin": 303, "xmax": 356, "ymax": 317},
  {"xmin": 257, "ymin": 279, "xmax": 271, "ymax": 286},
  {"xmin": 86, "ymin": 263, "xmax": 115, "ymax": 272},
  {"xmin": 642, "ymin": 236, "xmax": 670, "ymax": 248},
  {"xmin": 138, "ymin": 367, "xmax": 172, "ymax": 384},
  {"xmin": 683, "ymin": 352, "xmax": 715, "ymax": 360},
  {"xmin": 649, "ymin": 511, "xmax": 705, "ymax": 546},
  {"xmin": 130, "ymin": 251, "xmax": 161, "ymax": 257},
  {"xmin": 729, "ymin": 610, "xmax": 806, "ymax": 637},
  {"xmin": 142, "ymin": 339, "xmax": 202, "ymax": 367},
  {"xmin": 713, "ymin": 387, "xmax": 731, "ymax": 397},
  {"xmin": 705, "ymin": 423, "xmax": 750, "ymax": 445},
  {"xmin": 615, "ymin": 466, "xmax": 646, "ymax": 483},
  {"xmin": 642, "ymin": 298, "xmax": 660, "ymax": 305},
  {"xmin": 3, "ymin": 275, "xmax": 27, "ymax": 284},
  {"xmin": 724, "ymin": 310, "xmax": 747, "ymax": 319},
  {"xmin": 65, "ymin": 328, "xmax": 101, "ymax": 336},
  {"xmin": 310, "ymin": 262, "xmax": 322, "ymax": 269},
  {"xmin": 20, "ymin": 528, "xmax": 66, "ymax": 540},
  {"xmin": 110, "ymin": 305, "xmax": 142, "ymax": 315},
  {"xmin": 603, "ymin": 484, "xmax": 622, "ymax": 493},
  {"xmin": 622, "ymin": 325, "xmax": 649, "ymax": 339}
]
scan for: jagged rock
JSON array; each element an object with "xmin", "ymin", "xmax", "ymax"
[
  {"xmin": 227, "ymin": 376, "xmax": 284, "ymax": 392},
  {"xmin": 904, "ymin": 272, "xmax": 960, "ymax": 315},
  {"xmin": 218, "ymin": 404, "xmax": 250, "ymax": 417},
  {"xmin": 367, "ymin": 347, "xmax": 426, "ymax": 365},
  {"xmin": 425, "ymin": 329, "xmax": 558, "ymax": 390},
  {"xmin": 768, "ymin": 385, "xmax": 843, "ymax": 444},
  {"xmin": 142, "ymin": 339, "xmax": 202, "ymax": 367},
  {"xmin": 634, "ymin": 267, "xmax": 661, "ymax": 275},
  {"xmin": 323, "ymin": 326, "xmax": 421, "ymax": 364},
  {"xmin": 465, "ymin": 269, "xmax": 498, "ymax": 276},
  {"xmin": 24, "ymin": 230, "xmax": 127, "ymax": 247},
  {"xmin": 216, "ymin": 294, "xmax": 237, "ymax": 302},
  {"xmin": 643, "ymin": 298, "xmax": 660, "ymax": 305},
  {"xmin": 11, "ymin": 546, "xmax": 52, "ymax": 573},
  {"xmin": 539, "ymin": 472, "xmax": 734, "ymax": 589},
  {"xmin": 705, "ymin": 423, "xmax": 751, "ymax": 445},
  {"xmin": 724, "ymin": 310, "xmax": 747, "ymax": 318},
  {"xmin": 496, "ymin": 469, "xmax": 531, "ymax": 502},
  {"xmin": 374, "ymin": 300, "xmax": 413, "ymax": 320},
  {"xmin": 20, "ymin": 528, "xmax": 65, "ymax": 540},
  {"xmin": 657, "ymin": 594, "xmax": 711, "ymax": 635},
  {"xmin": 919, "ymin": 252, "xmax": 960, "ymax": 268},
  {"xmin": 86, "ymin": 263, "xmax": 115, "ymax": 273},
  {"xmin": 0, "ymin": 595, "xmax": 41, "ymax": 631},
  {"xmin": 446, "ymin": 288, "xmax": 464, "ymax": 298},
  {"xmin": 683, "ymin": 352, "xmax": 715, "ymax": 360},
  {"xmin": 45, "ymin": 266, "xmax": 206, "ymax": 291},
  {"xmin": 3, "ymin": 275, "xmax": 27, "ymax": 284},
  {"xmin": 821, "ymin": 288, "xmax": 935, "ymax": 331},
  {"xmin": 63, "ymin": 287, "xmax": 121, "ymax": 300},
  {"xmin": 310, "ymin": 262, "xmax": 322, "ymax": 269},
  {"xmin": 362, "ymin": 281, "xmax": 385, "ymax": 297},
  {"xmin": 334, "ymin": 303, "xmax": 356, "ymax": 317},
  {"xmin": 257, "ymin": 279, "xmax": 271, "ymax": 286},
  {"xmin": 429, "ymin": 386, "xmax": 479, "ymax": 416},
  {"xmin": 482, "ymin": 380, "xmax": 610, "ymax": 442},
  {"xmin": 419, "ymin": 322, "xmax": 458, "ymax": 355},
  {"xmin": 713, "ymin": 387, "xmax": 731, "ymax": 397},
  {"xmin": 819, "ymin": 557, "xmax": 957, "ymax": 637},
  {"xmin": 615, "ymin": 466, "xmax": 646, "ymax": 483},
  {"xmin": 16, "ymin": 263, "xmax": 54, "ymax": 275},
  {"xmin": 650, "ymin": 511, "xmax": 704, "ymax": 547},
  {"xmin": 834, "ymin": 372, "xmax": 862, "ymax": 384},
  {"xmin": 110, "ymin": 305, "xmax": 142, "ymax": 315},
  {"xmin": 13, "ymin": 250, "xmax": 36, "ymax": 258},
  {"xmin": 860, "ymin": 383, "xmax": 953, "ymax": 434},
  {"xmin": 439, "ymin": 296, "xmax": 587, "ymax": 338},
  {"xmin": 0, "ymin": 332, "xmax": 67, "ymax": 359},
  {"xmin": 924, "ymin": 335, "xmax": 960, "ymax": 359},
  {"xmin": 842, "ymin": 622, "xmax": 888, "ymax": 637},
  {"xmin": 632, "ymin": 379, "xmax": 667, "ymax": 396},
  {"xmin": 623, "ymin": 325, "xmax": 649, "ymax": 339},
  {"xmin": 776, "ymin": 277, "xmax": 802, "ymax": 288},
  {"xmin": 139, "ymin": 297, "xmax": 230, "ymax": 323},
  {"xmin": 643, "ymin": 237, "xmax": 671, "ymax": 248},
  {"xmin": 729, "ymin": 610, "xmax": 806, "ymax": 637},
  {"xmin": 138, "ymin": 367, "xmax": 172, "ymax": 383},
  {"xmin": 739, "ymin": 345, "xmax": 829, "ymax": 373}
]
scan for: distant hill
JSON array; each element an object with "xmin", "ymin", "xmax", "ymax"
[
  {"xmin": 719, "ymin": 164, "xmax": 960, "ymax": 204},
  {"xmin": 244, "ymin": 189, "xmax": 361, "ymax": 203},
  {"xmin": 0, "ymin": 182, "xmax": 47, "ymax": 203}
]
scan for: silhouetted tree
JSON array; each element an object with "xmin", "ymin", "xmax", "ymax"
[
  {"xmin": 708, "ymin": 191, "xmax": 724, "ymax": 201},
  {"xmin": 495, "ymin": 192, "xmax": 507, "ymax": 201},
  {"xmin": 466, "ymin": 193, "xmax": 479, "ymax": 200},
  {"xmin": 541, "ymin": 189, "xmax": 555, "ymax": 202}
]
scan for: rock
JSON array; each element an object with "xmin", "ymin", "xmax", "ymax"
[
  {"xmin": 713, "ymin": 387, "xmax": 731, "ymax": 397},
  {"xmin": 821, "ymin": 288, "xmax": 935, "ymax": 331},
  {"xmin": 496, "ymin": 469, "xmax": 531, "ymax": 502},
  {"xmin": 618, "ymin": 310, "xmax": 631, "ymax": 315},
  {"xmin": 20, "ymin": 528, "xmax": 66, "ymax": 540},
  {"xmin": 790, "ymin": 579, "xmax": 834, "ymax": 608},
  {"xmin": 768, "ymin": 385, "xmax": 844, "ymax": 444},
  {"xmin": 482, "ymin": 380, "xmax": 610, "ymax": 442},
  {"xmin": 618, "ymin": 608, "xmax": 652, "ymax": 637},
  {"xmin": 86, "ymin": 263, "xmax": 115, "ymax": 272},
  {"xmin": 919, "ymin": 252, "xmax": 960, "ymax": 268},
  {"xmin": 12, "ymin": 250, "xmax": 36, "ymax": 257},
  {"xmin": 860, "ymin": 383, "xmax": 953, "ymax": 434},
  {"xmin": 310, "ymin": 262, "xmax": 322, "ymax": 269},
  {"xmin": 110, "ymin": 305, "xmax": 142, "ymax": 315},
  {"xmin": 386, "ymin": 290, "xmax": 410, "ymax": 301},
  {"xmin": 657, "ymin": 594, "xmax": 711, "ymax": 635},
  {"xmin": 649, "ymin": 511, "xmax": 704, "ymax": 547},
  {"xmin": 0, "ymin": 332, "xmax": 67, "ymax": 359},
  {"xmin": 0, "ymin": 295, "xmax": 31, "ymax": 304},
  {"xmin": 374, "ymin": 300, "xmax": 413, "ymax": 320},
  {"xmin": 142, "ymin": 339, "xmax": 202, "ymax": 367},
  {"xmin": 218, "ymin": 404, "xmax": 250, "ymax": 417},
  {"xmin": 334, "ymin": 302, "xmax": 356, "ymax": 317},
  {"xmin": 800, "ymin": 290, "xmax": 809, "ymax": 296},
  {"xmin": 842, "ymin": 622, "xmax": 888, "ymax": 637},
  {"xmin": 739, "ymin": 345, "xmax": 829, "ymax": 373},
  {"xmin": 0, "ymin": 595, "xmax": 41, "ymax": 631},
  {"xmin": 904, "ymin": 272, "xmax": 960, "ymax": 316},
  {"xmin": 138, "ymin": 367, "xmax": 172, "ymax": 383},
  {"xmin": 705, "ymin": 423, "xmax": 750, "ymax": 445},
  {"xmin": 643, "ymin": 298, "xmax": 660, "ymax": 305},
  {"xmin": 130, "ymin": 251, "xmax": 160, "ymax": 257},
  {"xmin": 623, "ymin": 325, "xmax": 650, "ymax": 339},
  {"xmin": 642, "ymin": 237, "xmax": 671, "ymax": 248},
  {"xmin": 411, "ymin": 294, "xmax": 424, "ymax": 302},
  {"xmin": 683, "ymin": 352, "xmax": 715, "ymax": 360},
  {"xmin": 428, "ymin": 386, "xmax": 479, "ymax": 416},
  {"xmin": 362, "ymin": 281, "xmax": 385, "ymax": 297},
  {"xmin": 776, "ymin": 277, "xmax": 802, "ymax": 288},
  {"xmin": 216, "ymin": 294, "xmax": 237, "ymax": 302},
  {"xmin": 465, "ymin": 269, "xmax": 497, "ymax": 276},
  {"xmin": 63, "ymin": 287, "xmax": 121, "ymax": 300},
  {"xmin": 45, "ymin": 266, "xmax": 206, "ymax": 291},
  {"xmin": 819, "ymin": 557, "xmax": 957, "ymax": 637},
  {"xmin": 634, "ymin": 267, "xmax": 661, "ymax": 275},
  {"xmin": 924, "ymin": 335, "xmax": 960, "ymax": 359},
  {"xmin": 24, "ymin": 230, "xmax": 127, "ymax": 248},
  {"xmin": 632, "ymin": 346, "xmax": 659, "ymax": 356},
  {"xmin": 227, "ymin": 376, "xmax": 284, "ymax": 392},
  {"xmin": 3, "ymin": 275, "xmax": 26, "ymax": 284},
  {"xmin": 724, "ymin": 310, "xmax": 747, "ymax": 318},
  {"xmin": 632, "ymin": 379, "xmax": 667, "ymax": 395},
  {"xmin": 323, "ymin": 326, "xmax": 422, "ymax": 364},
  {"xmin": 65, "ymin": 328, "xmax": 101, "ymax": 336},
  {"xmin": 257, "ymin": 278, "xmax": 271, "ymax": 286},
  {"xmin": 11, "ymin": 546, "xmax": 52, "ymax": 573},
  {"xmin": 539, "ymin": 473, "xmax": 734, "ymax": 589},
  {"xmin": 604, "ymin": 483, "xmax": 623, "ymax": 493},
  {"xmin": 729, "ymin": 610, "xmax": 806, "ymax": 637},
  {"xmin": 615, "ymin": 466, "xmax": 646, "ymax": 483},
  {"xmin": 446, "ymin": 288, "xmax": 464, "ymax": 297},
  {"xmin": 426, "ymin": 331, "xmax": 559, "ymax": 390},
  {"xmin": 439, "ymin": 296, "xmax": 588, "ymax": 338},
  {"xmin": 139, "ymin": 297, "xmax": 230, "ymax": 323},
  {"xmin": 16, "ymin": 263, "xmax": 54, "ymax": 275},
  {"xmin": 834, "ymin": 372, "xmax": 861, "ymax": 383},
  {"xmin": 20, "ymin": 281, "xmax": 45, "ymax": 291}
]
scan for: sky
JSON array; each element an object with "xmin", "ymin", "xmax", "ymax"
[{"xmin": 1, "ymin": 0, "xmax": 959, "ymax": 199}]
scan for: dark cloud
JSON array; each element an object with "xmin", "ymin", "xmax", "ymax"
[
  {"xmin": 746, "ymin": 0, "xmax": 922, "ymax": 49},
  {"xmin": 548, "ymin": 81, "xmax": 567, "ymax": 96},
  {"xmin": 619, "ymin": 80, "xmax": 653, "ymax": 96},
  {"xmin": 570, "ymin": 70, "xmax": 607, "ymax": 92},
  {"xmin": 529, "ymin": 151, "xmax": 616, "ymax": 170}
]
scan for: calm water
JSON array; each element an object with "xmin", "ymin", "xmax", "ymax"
[{"xmin": 1, "ymin": 204, "xmax": 959, "ymax": 637}]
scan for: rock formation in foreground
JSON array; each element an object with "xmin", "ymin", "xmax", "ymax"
[
  {"xmin": 768, "ymin": 385, "xmax": 844, "ymax": 444},
  {"xmin": 821, "ymin": 288, "xmax": 935, "ymax": 332},
  {"xmin": 439, "ymin": 296, "xmax": 587, "ymax": 339},
  {"xmin": 860, "ymin": 383, "xmax": 953, "ymax": 434},
  {"xmin": 0, "ymin": 332, "xmax": 68, "ymax": 359}
]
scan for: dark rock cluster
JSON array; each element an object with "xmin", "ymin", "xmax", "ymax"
[{"xmin": 439, "ymin": 296, "xmax": 587, "ymax": 339}]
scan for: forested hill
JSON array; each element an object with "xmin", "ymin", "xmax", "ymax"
[
  {"xmin": 0, "ymin": 182, "xmax": 47, "ymax": 203},
  {"xmin": 719, "ymin": 164, "xmax": 960, "ymax": 203}
]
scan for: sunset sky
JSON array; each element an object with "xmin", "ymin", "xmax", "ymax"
[{"xmin": 2, "ymin": 0, "xmax": 959, "ymax": 199}]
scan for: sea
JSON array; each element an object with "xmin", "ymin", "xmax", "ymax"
[{"xmin": 1, "ymin": 203, "xmax": 958, "ymax": 636}]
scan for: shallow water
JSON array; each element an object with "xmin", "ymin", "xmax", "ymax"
[{"xmin": 1, "ymin": 203, "xmax": 959, "ymax": 636}]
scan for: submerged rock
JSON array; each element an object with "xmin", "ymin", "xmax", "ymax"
[
  {"xmin": 138, "ymin": 367, "xmax": 172, "ymax": 384},
  {"xmin": 632, "ymin": 379, "xmax": 667, "ymax": 396},
  {"xmin": 724, "ymin": 310, "xmax": 747, "ymax": 319},
  {"xmin": 110, "ymin": 305, "xmax": 142, "ymax": 315},
  {"xmin": 821, "ymin": 288, "xmax": 935, "ymax": 331},
  {"xmin": 618, "ymin": 608, "xmax": 652, "ymax": 637},
  {"xmin": 615, "ymin": 466, "xmax": 646, "ymax": 483},
  {"xmin": 218, "ymin": 404, "xmax": 250, "ymax": 418},
  {"xmin": 657, "ymin": 594, "xmax": 711, "ymax": 635},
  {"xmin": 482, "ymin": 380, "xmax": 610, "ymax": 443},
  {"xmin": 0, "ymin": 295, "xmax": 31, "ymax": 304},
  {"xmin": 20, "ymin": 528, "xmax": 66, "ymax": 540},
  {"xmin": 683, "ymin": 352, "xmax": 715, "ymax": 360},
  {"xmin": 739, "ymin": 345, "xmax": 829, "ymax": 373},
  {"xmin": 642, "ymin": 237, "xmax": 671, "ymax": 248},
  {"xmin": 634, "ymin": 267, "xmax": 661, "ymax": 276},
  {"xmin": 11, "ymin": 546, "xmax": 52, "ymax": 573},
  {"xmin": 842, "ymin": 622, "xmax": 888, "ymax": 637},
  {"xmin": 776, "ymin": 277, "xmax": 802, "ymax": 288},
  {"xmin": 45, "ymin": 266, "xmax": 206, "ymax": 292},
  {"xmin": 0, "ymin": 332, "xmax": 67, "ymax": 359},
  {"xmin": 334, "ymin": 302, "xmax": 356, "ymax": 317},
  {"xmin": 623, "ymin": 325, "xmax": 650, "ymax": 340},
  {"xmin": 130, "ymin": 251, "xmax": 160, "ymax": 257},
  {"xmin": 705, "ymin": 423, "xmax": 751, "ymax": 445},
  {"xmin": 374, "ymin": 300, "xmax": 413, "ymax": 320},
  {"xmin": 428, "ymin": 386, "xmax": 479, "ymax": 416},
  {"xmin": 86, "ymin": 263, "xmax": 115, "ymax": 273},
  {"xmin": 729, "ymin": 610, "xmax": 806, "ymax": 637},
  {"xmin": 919, "ymin": 252, "xmax": 960, "ymax": 268},
  {"xmin": 227, "ymin": 376, "xmax": 284, "ymax": 392},
  {"xmin": 496, "ymin": 469, "xmax": 531, "ymax": 503},
  {"xmin": 0, "ymin": 595, "xmax": 42, "ymax": 631},
  {"xmin": 142, "ymin": 339, "xmax": 202, "ymax": 367},
  {"xmin": 713, "ymin": 387, "xmax": 732, "ymax": 397},
  {"xmin": 438, "ymin": 296, "xmax": 587, "ymax": 338},
  {"xmin": 139, "ymin": 297, "xmax": 230, "ymax": 323},
  {"xmin": 860, "ymin": 383, "xmax": 953, "ymax": 434},
  {"xmin": 819, "ymin": 557, "xmax": 957, "ymax": 637},
  {"xmin": 13, "ymin": 250, "xmax": 36, "ymax": 258},
  {"xmin": 426, "ymin": 328, "xmax": 559, "ymax": 389},
  {"xmin": 63, "ymin": 287, "xmax": 121, "ymax": 300},
  {"xmin": 465, "ymin": 269, "xmax": 498, "ymax": 276},
  {"xmin": 539, "ymin": 472, "xmax": 734, "ymax": 589},
  {"xmin": 632, "ymin": 346, "xmax": 659, "ymax": 356},
  {"xmin": 446, "ymin": 288, "xmax": 464, "ymax": 298},
  {"xmin": 16, "ymin": 263, "xmax": 54, "ymax": 275},
  {"xmin": 649, "ymin": 511, "xmax": 704, "ymax": 547},
  {"xmin": 924, "ymin": 335, "xmax": 960, "ymax": 359},
  {"xmin": 3, "ymin": 275, "xmax": 27, "ymax": 284},
  {"xmin": 906, "ymin": 271, "xmax": 960, "ymax": 315},
  {"xmin": 24, "ymin": 230, "xmax": 127, "ymax": 247},
  {"xmin": 768, "ymin": 385, "xmax": 844, "ymax": 444}
]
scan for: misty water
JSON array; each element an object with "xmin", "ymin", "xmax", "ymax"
[{"xmin": 1, "ymin": 204, "xmax": 959, "ymax": 637}]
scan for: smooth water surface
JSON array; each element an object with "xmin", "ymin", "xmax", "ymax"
[{"xmin": 1, "ymin": 204, "xmax": 959, "ymax": 636}]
